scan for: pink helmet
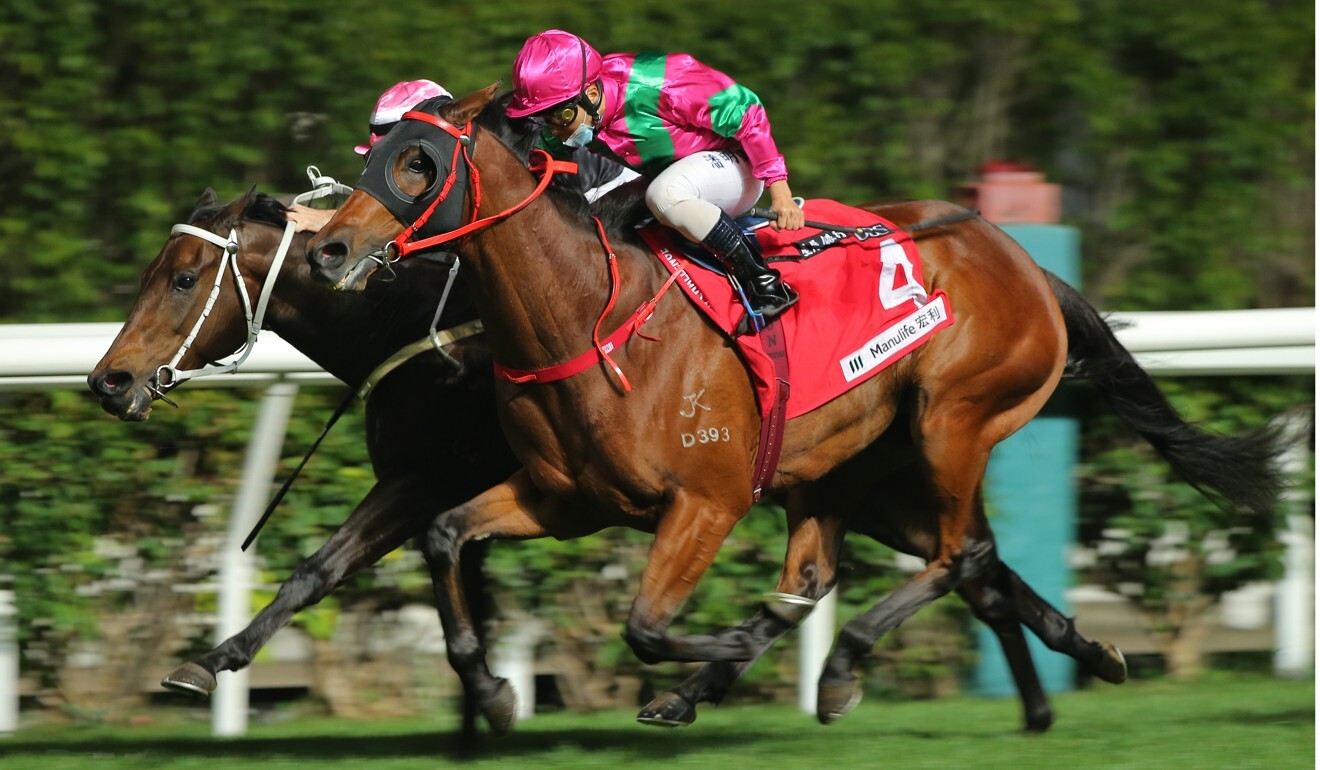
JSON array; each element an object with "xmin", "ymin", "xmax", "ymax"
[
  {"xmin": 506, "ymin": 30, "xmax": 603, "ymax": 119},
  {"xmin": 354, "ymin": 79, "xmax": 453, "ymax": 155}
]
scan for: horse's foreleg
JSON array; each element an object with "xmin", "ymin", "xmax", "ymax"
[
  {"xmin": 621, "ymin": 490, "xmax": 751, "ymax": 665},
  {"xmin": 420, "ymin": 470, "xmax": 593, "ymax": 735},
  {"xmin": 637, "ymin": 489, "xmax": 847, "ymax": 726},
  {"xmin": 162, "ymin": 475, "xmax": 434, "ymax": 696},
  {"xmin": 457, "ymin": 539, "xmax": 491, "ymax": 754}
]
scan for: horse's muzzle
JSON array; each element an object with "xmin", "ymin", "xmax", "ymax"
[{"xmin": 88, "ymin": 370, "xmax": 153, "ymax": 421}]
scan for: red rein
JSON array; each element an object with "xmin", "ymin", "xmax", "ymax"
[
  {"xmin": 493, "ymin": 219, "xmax": 682, "ymax": 392},
  {"xmin": 387, "ymin": 111, "xmax": 676, "ymax": 391}
]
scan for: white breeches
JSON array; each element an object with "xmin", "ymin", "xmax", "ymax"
[{"xmin": 644, "ymin": 150, "xmax": 764, "ymax": 242}]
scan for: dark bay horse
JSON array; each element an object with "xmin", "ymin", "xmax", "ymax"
[
  {"xmin": 306, "ymin": 85, "xmax": 1281, "ymax": 728},
  {"xmin": 87, "ymin": 188, "xmax": 515, "ymax": 741}
]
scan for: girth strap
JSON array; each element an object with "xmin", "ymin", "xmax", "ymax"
[{"xmin": 752, "ymin": 317, "xmax": 790, "ymax": 501}]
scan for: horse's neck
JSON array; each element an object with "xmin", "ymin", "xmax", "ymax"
[
  {"xmin": 462, "ymin": 175, "xmax": 659, "ymax": 371},
  {"xmin": 264, "ymin": 249, "xmax": 438, "ymax": 385}
]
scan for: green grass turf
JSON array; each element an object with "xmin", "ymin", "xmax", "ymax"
[{"xmin": 0, "ymin": 673, "xmax": 1311, "ymax": 769}]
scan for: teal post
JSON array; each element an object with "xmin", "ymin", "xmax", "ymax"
[{"xmin": 973, "ymin": 224, "xmax": 1080, "ymax": 696}]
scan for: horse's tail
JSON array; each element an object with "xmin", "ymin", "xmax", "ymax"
[{"xmin": 1044, "ymin": 270, "xmax": 1285, "ymax": 518}]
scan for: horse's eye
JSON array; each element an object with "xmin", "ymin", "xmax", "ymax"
[
  {"xmin": 174, "ymin": 274, "xmax": 198, "ymax": 291},
  {"xmin": 408, "ymin": 157, "xmax": 429, "ymax": 174}
]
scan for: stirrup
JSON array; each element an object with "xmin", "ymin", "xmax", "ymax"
[
  {"xmin": 751, "ymin": 286, "xmax": 798, "ymax": 318},
  {"xmin": 732, "ymin": 284, "xmax": 797, "ymax": 336}
]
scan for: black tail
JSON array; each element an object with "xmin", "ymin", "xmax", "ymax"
[{"xmin": 1044, "ymin": 270, "xmax": 1285, "ymax": 518}]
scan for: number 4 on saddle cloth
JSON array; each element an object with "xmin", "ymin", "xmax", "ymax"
[{"xmin": 637, "ymin": 198, "xmax": 955, "ymax": 425}]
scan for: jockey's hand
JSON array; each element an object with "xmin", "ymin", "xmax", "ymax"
[
  {"xmin": 766, "ymin": 181, "xmax": 804, "ymax": 231},
  {"xmin": 285, "ymin": 204, "xmax": 336, "ymax": 234}
]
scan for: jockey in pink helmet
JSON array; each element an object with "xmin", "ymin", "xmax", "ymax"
[
  {"xmin": 354, "ymin": 79, "xmax": 453, "ymax": 155},
  {"xmin": 287, "ymin": 80, "xmax": 453, "ymax": 233},
  {"xmin": 507, "ymin": 30, "xmax": 805, "ymax": 321}
]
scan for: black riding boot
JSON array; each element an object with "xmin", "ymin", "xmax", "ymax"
[{"xmin": 701, "ymin": 214, "xmax": 798, "ymax": 320}]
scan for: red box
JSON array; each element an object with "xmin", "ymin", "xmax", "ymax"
[{"xmin": 958, "ymin": 163, "xmax": 1061, "ymax": 224}]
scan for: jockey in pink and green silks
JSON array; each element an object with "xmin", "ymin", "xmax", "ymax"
[{"xmin": 507, "ymin": 29, "xmax": 804, "ymax": 321}]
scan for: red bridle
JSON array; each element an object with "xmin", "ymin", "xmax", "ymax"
[
  {"xmin": 386, "ymin": 111, "xmax": 578, "ymax": 260},
  {"xmin": 380, "ymin": 111, "xmax": 675, "ymax": 394}
]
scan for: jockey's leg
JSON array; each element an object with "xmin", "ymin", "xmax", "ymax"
[{"xmin": 645, "ymin": 151, "xmax": 796, "ymax": 319}]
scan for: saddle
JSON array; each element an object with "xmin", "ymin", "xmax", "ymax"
[{"xmin": 638, "ymin": 199, "xmax": 955, "ymax": 421}]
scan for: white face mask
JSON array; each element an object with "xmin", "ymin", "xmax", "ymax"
[{"xmin": 563, "ymin": 122, "xmax": 595, "ymax": 148}]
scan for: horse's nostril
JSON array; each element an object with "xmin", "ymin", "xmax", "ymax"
[
  {"xmin": 92, "ymin": 370, "xmax": 133, "ymax": 396},
  {"xmin": 318, "ymin": 241, "xmax": 347, "ymax": 264}
]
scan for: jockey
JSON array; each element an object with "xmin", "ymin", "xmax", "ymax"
[
  {"xmin": 287, "ymin": 77, "xmax": 639, "ymax": 233},
  {"xmin": 286, "ymin": 80, "xmax": 453, "ymax": 233},
  {"xmin": 506, "ymin": 29, "xmax": 804, "ymax": 320},
  {"xmin": 352, "ymin": 79, "xmax": 455, "ymax": 157}
]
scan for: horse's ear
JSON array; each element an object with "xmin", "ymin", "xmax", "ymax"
[
  {"xmin": 195, "ymin": 188, "xmax": 218, "ymax": 210},
  {"xmin": 447, "ymin": 81, "xmax": 502, "ymax": 125}
]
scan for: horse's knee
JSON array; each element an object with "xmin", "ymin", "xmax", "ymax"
[
  {"xmin": 951, "ymin": 537, "xmax": 997, "ymax": 583},
  {"xmin": 421, "ymin": 514, "xmax": 465, "ymax": 567},
  {"xmin": 622, "ymin": 622, "xmax": 667, "ymax": 665}
]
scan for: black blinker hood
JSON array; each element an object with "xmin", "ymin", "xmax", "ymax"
[{"xmin": 355, "ymin": 96, "xmax": 469, "ymax": 245}]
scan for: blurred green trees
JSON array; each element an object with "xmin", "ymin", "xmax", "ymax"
[{"xmin": 1, "ymin": 0, "xmax": 1311, "ymax": 321}]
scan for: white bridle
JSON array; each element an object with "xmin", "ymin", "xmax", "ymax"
[
  {"xmin": 154, "ymin": 168, "xmax": 355, "ymax": 391},
  {"xmin": 153, "ymin": 167, "xmax": 482, "ymax": 402}
]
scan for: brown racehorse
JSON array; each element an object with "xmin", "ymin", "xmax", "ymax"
[
  {"xmin": 306, "ymin": 85, "xmax": 1281, "ymax": 729},
  {"xmin": 99, "ymin": 187, "xmax": 1164, "ymax": 739},
  {"xmin": 87, "ymin": 188, "xmax": 983, "ymax": 735}
]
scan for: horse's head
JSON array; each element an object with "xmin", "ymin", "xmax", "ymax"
[
  {"xmin": 308, "ymin": 84, "xmax": 503, "ymax": 292},
  {"xmin": 88, "ymin": 188, "xmax": 295, "ymax": 421}
]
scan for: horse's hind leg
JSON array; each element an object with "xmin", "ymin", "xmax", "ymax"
[
  {"xmin": 989, "ymin": 561, "xmax": 1128, "ymax": 684},
  {"xmin": 955, "ymin": 556, "xmax": 1128, "ymax": 733},
  {"xmin": 957, "ymin": 565, "xmax": 1054, "ymax": 732},
  {"xmin": 637, "ymin": 486, "xmax": 847, "ymax": 727},
  {"xmin": 817, "ymin": 427, "xmax": 999, "ymax": 724},
  {"xmin": 420, "ymin": 470, "xmax": 602, "ymax": 736}
]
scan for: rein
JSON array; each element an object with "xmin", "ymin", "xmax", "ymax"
[{"xmin": 371, "ymin": 115, "xmax": 679, "ymax": 392}]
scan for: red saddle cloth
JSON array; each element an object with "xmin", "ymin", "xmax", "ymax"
[{"xmin": 639, "ymin": 199, "xmax": 955, "ymax": 420}]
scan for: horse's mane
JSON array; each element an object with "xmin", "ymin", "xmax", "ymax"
[
  {"xmin": 244, "ymin": 194, "xmax": 291, "ymax": 228},
  {"xmin": 185, "ymin": 190, "xmax": 291, "ymax": 231},
  {"xmin": 465, "ymin": 93, "xmax": 650, "ymax": 245},
  {"xmin": 186, "ymin": 199, "xmax": 226, "ymax": 226}
]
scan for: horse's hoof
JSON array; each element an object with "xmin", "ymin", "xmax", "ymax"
[
  {"xmin": 161, "ymin": 662, "xmax": 216, "ymax": 697},
  {"xmin": 480, "ymin": 677, "xmax": 518, "ymax": 735},
  {"xmin": 1024, "ymin": 706, "xmax": 1054, "ymax": 733},
  {"xmin": 1096, "ymin": 641, "xmax": 1128, "ymax": 684},
  {"xmin": 816, "ymin": 677, "xmax": 862, "ymax": 725},
  {"xmin": 636, "ymin": 691, "xmax": 697, "ymax": 727}
]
